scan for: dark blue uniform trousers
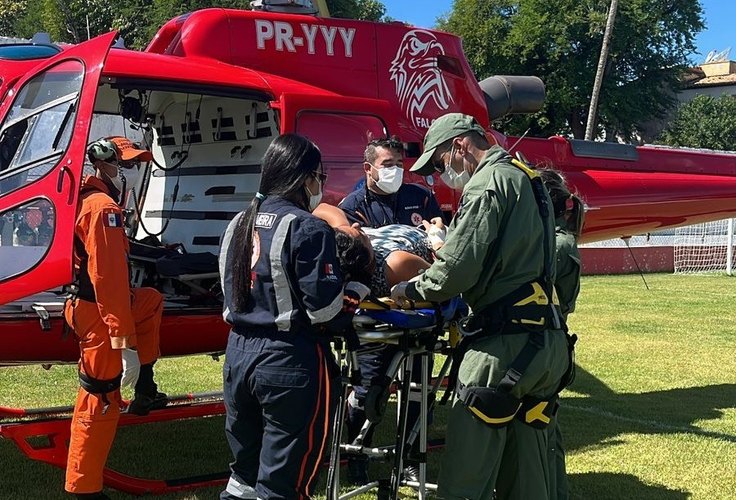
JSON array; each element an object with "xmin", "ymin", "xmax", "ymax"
[
  {"xmin": 347, "ymin": 343, "xmax": 434, "ymax": 451},
  {"xmin": 221, "ymin": 330, "xmax": 337, "ymax": 500}
]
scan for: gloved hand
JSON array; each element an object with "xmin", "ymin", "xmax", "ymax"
[
  {"xmin": 345, "ymin": 281, "xmax": 371, "ymax": 302},
  {"xmin": 422, "ymin": 217, "xmax": 447, "ymax": 250},
  {"xmin": 390, "ymin": 280, "xmax": 411, "ymax": 307},
  {"xmin": 121, "ymin": 348, "xmax": 141, "ymax": 389}
]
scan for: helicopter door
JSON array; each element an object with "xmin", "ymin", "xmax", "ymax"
[
  {"xmin": 0, "ymin": 32, "xmax": 116, "ymax": 305},
  {"xmin": 278, "ymin": 93, "xmax": 398, "ymax": 205}
]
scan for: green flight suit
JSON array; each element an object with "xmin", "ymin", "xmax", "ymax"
[
  {"xmin": 406, "ymin": 146, "xmax": 570, "ymax": 500},
  {"xmin": 554, "ymin": 225, "xmax": 581, "ymax": 321},
  {"xmin": 548, "ymin": 223, "xmax": 581, "ymax": 500}
]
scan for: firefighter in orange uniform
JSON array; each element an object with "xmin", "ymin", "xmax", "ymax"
[{"xmin": 63, "ymin": 137, "xmax": 167, "ymax": 499}]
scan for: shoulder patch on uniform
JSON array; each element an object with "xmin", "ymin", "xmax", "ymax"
[
  {"xmin": 255, "ymin": 213, "xmax": 277, "ymax": 229},
  {"xmin": 102, "ymin": 208, "xmax": 123, "ymax": 228},
  {"xmin": 324, "ymin": 262, "xmax": 339, "ymax": 282}
]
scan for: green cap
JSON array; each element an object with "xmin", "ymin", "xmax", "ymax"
[{"xmin": 410, "ymin": 113, "xmax": 487, "ymax": 176}]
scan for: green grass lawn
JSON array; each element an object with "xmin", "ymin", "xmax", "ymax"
[{"xmin": 1, "ymin": 274, "xmax": 735, "ymax": 499}]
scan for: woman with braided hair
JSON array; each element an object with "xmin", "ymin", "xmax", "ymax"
[{"xmin": 538, "ymin": 166, "xmax": 585, "ymax": 500}]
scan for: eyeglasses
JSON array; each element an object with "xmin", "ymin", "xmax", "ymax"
[
  {"xmin": 314, "ymin": 171, "xmax": 328, "ymax": 183},
  {"xmin": 431, "ymin": 148, "xmax": 450, "ymax": 174}
]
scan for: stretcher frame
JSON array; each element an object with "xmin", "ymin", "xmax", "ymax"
[{"xmin": 327, "ymin": 300, "xmax": 456, "ymax": 500}]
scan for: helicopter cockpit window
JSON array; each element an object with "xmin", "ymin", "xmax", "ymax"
[
  {"xmin": 0, "ymin": 60, "xmax": 82, "ymax": 196},
  {"xmin": 0, "ymin": 198, "xmax": 54, "ymax": 280}
]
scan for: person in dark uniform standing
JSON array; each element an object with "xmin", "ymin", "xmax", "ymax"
[
  {"xmin": 539, "ymin": 167, "xmax": 585, "ymax": 500},
  {"xmin": 339, "ymin": 137, "xmax": 444, "ymax": 229},
  {"xmin": 218, "ymin": 134, "xmax": 370, "ymax": 500},
  {"xmin": 337, "ymin": 137, "xmax": 445, "ymax": 484}
]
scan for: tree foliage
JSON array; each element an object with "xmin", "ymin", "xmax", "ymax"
[
  {"xmin": 658, "ymin": 94, "xmax": 736, "ymax": 151},
  {"xmin": 438, "ymin": 0, "xmax": 704, "ymax": 141},
  {"xmin": 0, "ymin": 0, "xmax": 26, "ymax": 35},
  {"xmin": 328, "ymin": 0, "xmax": 386, "ymax": 21},
  {"xmin": 2, "ymin": 0, "xmax": 385, "ymax": 49}
]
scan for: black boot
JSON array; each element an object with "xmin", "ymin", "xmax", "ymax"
[
  {"xmin": 128, "ymin": 363, "xmax": 167, "ymax": 416},
  {"xmin": 127, "ymin": 391, "xmax": 168, "ymax": 416}
]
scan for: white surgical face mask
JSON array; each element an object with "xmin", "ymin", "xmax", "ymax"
[
  {"xmin": 102, "ymin": 163, "xmax": 126, "ymax": 204},
  {"xmin": 440, "ymin": 146, "xmax": 470, "ymax": 191},
  {"xmin": 306, "ymin": 179, "xmax": 322, "ymax": 211},
  {"xmin": 373, "ymin": 165, "xmax": 404, "ymax": 194}
]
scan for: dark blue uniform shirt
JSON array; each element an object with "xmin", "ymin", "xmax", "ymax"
[
  {"xmin": 338, "ymin": 183, "xmax": 443, "ymax": 228},
  {"xmin": 220, "ymin": 196, "xmax": 351, "ymax": 336}
]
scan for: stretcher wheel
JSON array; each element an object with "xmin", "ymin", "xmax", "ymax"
[{"xmin": 365, "ymin": 384, "xmax": 390, "ymax": 423}]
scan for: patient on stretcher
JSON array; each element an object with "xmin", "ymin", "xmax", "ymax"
[{"xmin": 313, "ymin": 203, "xmax": 433, "ymax": 297}]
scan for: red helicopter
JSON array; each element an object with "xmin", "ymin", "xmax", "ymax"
[{"xmin": 1, "ymin": 1, "xmax": 736, "ymax": 494}]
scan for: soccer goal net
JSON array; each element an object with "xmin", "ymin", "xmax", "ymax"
[{"xmin": 674, "ymin": 219, "xmax": 735, "ymax": 275}]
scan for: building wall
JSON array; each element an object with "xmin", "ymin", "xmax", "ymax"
[{"xmin": 580, "ymin": 247, "xmax": 673, "ymax": 275}]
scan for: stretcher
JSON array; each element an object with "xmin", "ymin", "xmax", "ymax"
[{"xmin": 327, "ymin": 296, "xmax": 465, "ymax": 500}]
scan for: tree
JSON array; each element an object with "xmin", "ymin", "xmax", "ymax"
[
  {"xmin": 4, "ymin": 0, "xmax": 386, "ymax": 50},
  {"xmin": 327, "ymin": 0, "xmax": 386, "ymax": 21},
  {"xmin": 658, "ymin": 94, "xmax": 736, "ymax": 152},
  {"xmin": 437, "ymin": 0, "xmax": 704, "ymax": 141},
  {"xmin": 0, "ymin": 0, "xmax": 26, "ymax": 35}
]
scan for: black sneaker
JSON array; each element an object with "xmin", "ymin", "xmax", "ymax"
[
  {"xmin": 127, "ymin": 391, "xmax": 168, "ymax": 416},
  {"xmin": 347, "ymin": 456, "xmax": 370, "ymax": 485}
]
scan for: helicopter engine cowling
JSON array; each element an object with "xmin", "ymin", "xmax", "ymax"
[{"xmin": 480, "ymin": 75, "xmax": 546, "ymax": 121}]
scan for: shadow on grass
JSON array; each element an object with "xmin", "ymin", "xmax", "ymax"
[
  {"xmin": 563, "ymin": 365, "xmax": 736, "ymax": 452},
  {"xmin": 5, "ymin": 366, "xmax": 733, "ymax": 499},
  {"xmin": 569, "ymin": 471, "xmax": 689, "ymax": 500}
]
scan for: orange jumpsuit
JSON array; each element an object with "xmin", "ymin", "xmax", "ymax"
[{"xmin": 63, "ymin": 175, "xmax": 162, "ymax": 494}]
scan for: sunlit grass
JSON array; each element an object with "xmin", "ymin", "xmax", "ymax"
[{"xmin": 1, "ymin": 274, "xmax": 735, "ymax": 499}]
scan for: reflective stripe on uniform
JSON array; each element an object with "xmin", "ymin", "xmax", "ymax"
[
  {"xmin": 272, "ymin": 214, "xmax": 297, "ymax": 330},
  {"xmin": 225, "ymin": 475, "xmax": 260, "ymax": 499},
  {"xmin": 220, "ymin": 212, "xmax": 242, "ymax": 323},
  {"xmin": 306, "ymin": 291, "xmax": 343, "ymax": 324}
]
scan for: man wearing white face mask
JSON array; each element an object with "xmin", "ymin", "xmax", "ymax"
[
  {"xmin": 391, "ymin": 113, "xmax": 572, "ymax": 500},
  {"xmin": 339, "ymin": 137, "xmax": 443, "ymax": 229},
  {"xmin": 337, "ymin": 136, "xmax": 444, "ymax": 485}
]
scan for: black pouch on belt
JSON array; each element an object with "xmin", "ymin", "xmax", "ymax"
[{"xmin": 457, "ymin": 384, "xmax": 522, "ymax": 428}]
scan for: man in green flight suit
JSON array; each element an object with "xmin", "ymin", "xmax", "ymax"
[
  {"xmin": 391, "ymin": 113, "xmax": 571, "ymax": 500},
  {"xmin": 539, "ymin": 167, "xmax": 585, "ymax": 500}
]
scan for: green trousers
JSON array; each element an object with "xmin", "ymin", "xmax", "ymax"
[
  {"xmin": 437, "ymin": 330, "xmax": 570, "ymax": 500},
  {"xmin": 547, "ymin": 413, "xmax": 569, "ymax": 500}
]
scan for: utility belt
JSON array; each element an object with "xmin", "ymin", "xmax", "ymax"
[
  {"xmin": 460, "ymin": 281, "xmax": 562, "ymax": 336},
  {"xmin": 442, "ymin": 281, "xmax": 577, "ymax": 418},
  {"xmin": 233, "ymin": 323, "xmax": 362, "ymax": 353},
  {"xmin": 78, "ymin": 370, "xmax": 122, "ymax": 414},
  {"xmin": 457, "ymin": 383, "xmax": 559, "ymax": 429}
]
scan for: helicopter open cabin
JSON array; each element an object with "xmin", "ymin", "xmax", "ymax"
[{"xmin": 3, "ymin": 3, "xmax": 736, "ymax": 494}]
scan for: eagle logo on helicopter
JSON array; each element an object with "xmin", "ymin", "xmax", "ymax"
[{"xmin": 390, "ymin": 29, "xmax": 454, "ymax": 129}]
